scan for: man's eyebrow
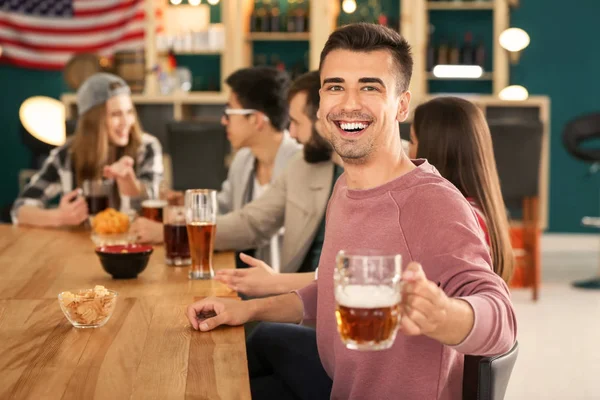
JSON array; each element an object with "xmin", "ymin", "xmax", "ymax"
[
  {"xmin": 323, "ymin": 77, "xmax": 344, "ymax": 84},
  {"xmin": 358, "ymin": 77, "xmax": 385, "ymax": 87}
]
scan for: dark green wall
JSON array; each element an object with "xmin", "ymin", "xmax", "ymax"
[
  {"xmin": 511, "ymin": 0, "xmax": 600, "ymax": 232},
  {"xmin": 1, "ymin": 0, "xmax": 600, "ymax": 232},
  {"xmin": 0, "ymin": 66, "xmax": 68, "ymax": 212}
]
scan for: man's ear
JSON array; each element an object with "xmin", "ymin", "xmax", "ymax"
[{"xmin": 396, "ymin": 90, "xmax": 411, "ymax": 122}]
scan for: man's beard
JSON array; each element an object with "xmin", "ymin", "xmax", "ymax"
[{"xmin": 303, "ymin": 127, "xmax": 333, "ymax": 164}]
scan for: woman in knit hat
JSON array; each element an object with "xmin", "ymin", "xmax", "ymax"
[{"xmin": 12, "ymin": 73, "xmax": 164, "ymax": 227}]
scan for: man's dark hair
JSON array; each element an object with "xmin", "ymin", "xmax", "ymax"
[
  {"xmin": 288, "ymin": 71, "xmax": 321, "ymax": 122},
  {"xmin": 287, "ymin": 71, "xmax": 332, "ymax": 164},
  {"xmin": 319, "ymin": 23, "xmax": 413, "ymax": 93},
  {"xmin": 225, "ymin": 67, "xmax": 290, "ymax": 131}
]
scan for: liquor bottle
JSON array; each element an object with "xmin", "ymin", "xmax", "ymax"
[
  {"xmin": 295, "ymin": 1, "xmax": 307, "ymax": 33},
  {"xmin": 437, "ymin": 39, "xmax": 449, "ymax": 65},
  {"xmin": 287, "ymin": 3, "xmax": 296, "ymax": 33},
  {"xmin": 249, "ymin": 4, "xmax": 259, "ymax": 32},
  {"xmin": 259, "ymin": 2, "xmax": 271, "ymax": 33},
  {"xmin": 461, "ymin": 32, "xmax": 475, "ymax": 65},
  {"xmin": 448, "ymin": 40, "xmax": 460, "ymax": 65},
  {"xmin": 270, "ymin": 5, "xmax": 281, "ymax": 32},
  {"xmin": 304, "ymin": 1, "xmax": 310, "ymax": 32},
  {"xmin": 474, "ymin": 38, "xmax": 486, "ymax": 69},
  {"xmin": 426, "ymin": 24, "xmax": 435, "ymax": 71}
]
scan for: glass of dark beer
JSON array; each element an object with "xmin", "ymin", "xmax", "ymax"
[
  {"xmin": 334, "ymin": 250, "xmax": 402, "ymax": 351},
  {"xmin": 141, "ymin": 199, "xmax": 168, "ymax": 223},
  {"xmin": 82, "ymin": 179, "xmax": 111, "ymax": 215},
  {"xmin": 163, "ymin": 205, "xmax": 191, "ymax": 266},
  {"xmin": 185, "ymin": 189, "xmax": 217, "ymax": 280}
]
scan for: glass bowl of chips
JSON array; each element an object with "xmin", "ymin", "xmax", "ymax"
[
  {"xmin": 90, "ymin": 208, "xmax": 135, "ymax": 246},
  {"xmin": 58, "ymin": 285, "xmax": 118, "ymax": 328}
]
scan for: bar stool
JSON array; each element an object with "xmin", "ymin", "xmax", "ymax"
[{"xmin": 563, "ymin": 112, "xmax": 600, "ymax": 289}]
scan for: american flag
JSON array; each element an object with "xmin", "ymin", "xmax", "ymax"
[{"xmin": 0, "ymin": 0, "xmax": 163, "ymax": 70}]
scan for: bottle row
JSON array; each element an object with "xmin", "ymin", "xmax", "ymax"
[
  {"xmin": 250, "ymin": 1, "xmax": 309, "ymax": 33},
  {"xmin": 426, "ymin": 32, "xmax": 486, "ymax": 71}
]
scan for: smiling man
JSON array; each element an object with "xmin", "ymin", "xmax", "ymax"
[{"xmin": 186, "ymin": 24, "xmax": 516, "ymax": 400}]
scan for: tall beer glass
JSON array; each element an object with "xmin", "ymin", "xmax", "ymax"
[
  {"xmin": 185, "ymin": 189, "xmax": 217, "ymax": 280},
  {"xmin": 334, "ymin": 250, "xmax": 402, "ymax": 351}
]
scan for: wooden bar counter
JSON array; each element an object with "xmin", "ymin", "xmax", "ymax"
[{"xmin": 0, "ymin": 225, "xmax": 251, "ymax": 400}]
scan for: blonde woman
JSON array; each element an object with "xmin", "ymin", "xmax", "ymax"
[{"xmin": 12, "ymin": 73, "xmax": 163, "ymax": 227}]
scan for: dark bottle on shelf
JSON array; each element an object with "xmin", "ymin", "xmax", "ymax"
[
  {"xmin": 270, "ymin": 5, "xmax": 281, "ymax": 32},
  {"xmin": 448, "ymin": 40, "xmax": 460, "ymax": 65},
  {"xmin": 287, "ymin": 4, "xmax": 296, "ymax": 33},
  {"xmin": 249, "ymin": 4, "xmax": 259, "ymax": 32},
  {"xmin": 295, "ymin": 5, "xmax": 307, "ymax": 33},
  {"xmin": 461, "ymin": 31, "xmax": 475, "ymax": 65},
  {"xmin": 426, "ymin": 24, "xmax": 435, "ymax": 71},
  {"xmin": 259, "ymin": 4, "xmax": 271, "ymax": 33},
  {"xmin": 437, "ymin": 39, "xmax": 449, "ymax": 65},
  {"xmin": 426, "ymin": 42, "xmax": 436, "ymax": 72},
  {"xmin": 475, "ymin": 38, "xmax": 486, "ymax": 69}
]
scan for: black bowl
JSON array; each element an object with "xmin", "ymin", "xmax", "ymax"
[{"xmin": 95, "ymin": 244, "xmax": 153, "ymax": 279}]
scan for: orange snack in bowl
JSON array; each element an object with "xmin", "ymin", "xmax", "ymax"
[{"xmin": 92, "ymin": 208, "xmax": 129, "ymax": 234}]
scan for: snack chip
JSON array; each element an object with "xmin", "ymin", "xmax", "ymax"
[
  {"xmin": 92, "ymin": 208, "xmax": 129, "ymax": 234},
  {"xmin": 59, "ymin": 285, "xmax": 116, "ymax": 325}
]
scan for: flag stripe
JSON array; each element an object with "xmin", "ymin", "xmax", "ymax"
[
  {"xmin": 74, "ymin": 0, "xmax": 143, "ymax": 17},
  {"xmin": 0, "ymin": 12, "xmax": 144, "ymax": 34},
  {"xmin": 0, "ymin": 37, "xmax": 147, "ymax": 70},
  {"xmin": 0, "ymin": 29, "xmax": 145, "ymax": 52},
  {"xmin": 0, "ymin": 5, "xmax": 142, "ymax": 30}
]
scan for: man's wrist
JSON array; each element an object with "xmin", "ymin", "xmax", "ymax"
[
  {"xmin": 428, "ymin": 298, "xmax": 475, "ymax": 346},
  {"xmin": 247, "ymin": 298, "xmax": 265, "ymax": 321}
]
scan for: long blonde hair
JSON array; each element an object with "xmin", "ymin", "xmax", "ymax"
[
  {"xmin": 413, "ymin": 97, "xmax": 514, "ymax": 283},
  {"xmin": 71, "ymin": 102, "xmax": 143, "ymax": 187}
]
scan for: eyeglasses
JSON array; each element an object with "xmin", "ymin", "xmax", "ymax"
[{"xmin": 222, "ymin": 108, "xmax": 270, "ymax": 121}]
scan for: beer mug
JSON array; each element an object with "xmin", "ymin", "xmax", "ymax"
[
  {"xmin": 163, "ymin": 205, "xmax": 191, "ymax": 266},
  {"xmin": 185, "ymin": 189, "xmax": 218, "ymax": 280},
  {"xmin": 141, "ymin": 180, "xmax": 168, "ymax": 223},
  {"xmin": 334, "ymin": 250, "xmax": 402, "ymax": 351}
]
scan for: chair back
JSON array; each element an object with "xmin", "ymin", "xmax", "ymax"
[
  {"xmin": 166, "ymin": 120, "xmax": 230, "ymax": 191},
  {"xmin": 463, "ymin": 341, "xmax": 519, "ymax": 400},
  {"xmin": 488, "ymin": 118, "xmax": 543, "ymax": 209}
]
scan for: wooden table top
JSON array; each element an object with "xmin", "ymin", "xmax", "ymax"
[{"xmin": 0, "ymin": 225, "xmax": 251, "ymax": 400}]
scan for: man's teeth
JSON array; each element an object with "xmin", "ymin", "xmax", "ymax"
[{"xmin": 339, "ymin": 122, "xmax": 368, "ymax": 131}]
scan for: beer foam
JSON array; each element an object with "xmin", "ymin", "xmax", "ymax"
[
  {"xmin": 187, "ymin": 221, "xmax": 216, "ymax": 226},
  {"xmin": 335, "ymin": 285, "xmax": 400, "ymax": 308},
  {"xmin": 141, "ymin": 199, "xmax": 168, "ymax": 208}
]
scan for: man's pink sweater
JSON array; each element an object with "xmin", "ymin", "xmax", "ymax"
[{"xmin": 297, "ymin": 160, "xmax": 517, "ymax": 400}]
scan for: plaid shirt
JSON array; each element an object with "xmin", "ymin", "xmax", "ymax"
[{"xmin": 11, "ymin": 133, "xmax": 164, "ymax": 224}]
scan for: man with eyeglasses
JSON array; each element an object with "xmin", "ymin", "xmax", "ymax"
[
  {"xmin": 131, "ymin": 67, "xmax": 300, "ymax": 271},
  {"xmin": 217, "ymin": 67, "xmax": 300, "ymax": 268}
]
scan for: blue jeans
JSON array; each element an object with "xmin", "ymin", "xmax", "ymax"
[{"xmin": 246, "ymin": 322, "xmax": 333, "ymax": 400}]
